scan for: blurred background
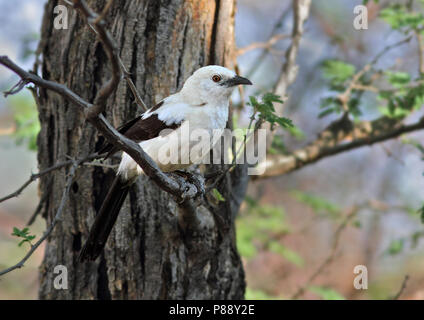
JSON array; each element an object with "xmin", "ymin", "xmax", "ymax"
[{"xmin": 0, "ymin": 0, "xmax": 424, "ymax": 299}]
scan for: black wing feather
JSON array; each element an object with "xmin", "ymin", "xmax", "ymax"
[{"xmin": 98, "ymin": 101, "xmax": 181, "ymax": 157}]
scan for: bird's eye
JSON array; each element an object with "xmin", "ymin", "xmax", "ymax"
[{"xmin": 212, "ymin": 75, "xmax": 222, "ymax": 82}]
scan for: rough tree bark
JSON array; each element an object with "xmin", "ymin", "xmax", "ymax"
[{"xmin": 36, "ymin": 0, "xmax": 247, "ymax": 299}]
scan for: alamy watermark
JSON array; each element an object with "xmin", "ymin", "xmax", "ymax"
[
  {"xmin": 353, "ymin": 5, "xmax": 368, "ymax": 30},
  {"xmin": 353, "ymin": 265, "xmax": 368, "ymax": 290},
  {"xmin": 120, "ymin": 123, "xmax": 268, "ymax": 176},
  {"xmin": 53, "ymin": 265, "xmax": 68, "ymax": 290},
  {"xmin": 53, "ymin": 5, "xmax": 68, "ymax": 30}
]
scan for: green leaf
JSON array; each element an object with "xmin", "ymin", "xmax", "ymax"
[
  {"xmin": 291, "ymin": 190, "xmax": 340, "ymax": 218},
  {"xmin": 322, "ymin": 60, "xmax": 356, "ymax": 86},
  {"xmin": 318, "ymin": 108, "xmax": 337, "ymax": 118},
  {"xmin": 11, "ymin": 226, "xmax": 36, "ymax": 247},
  {"xmin": 380, "ymin": 5, "xmax": 424, "ymax": 30},
  {"xmin": 387, "ymin": 239, "xmax": 404, "ymax": 255},
  {"xmin": 237, "ymin": 197, "xmax": 291, "ymax": 260},
  {"xmin": 269, "ymin": 136, "xmax": 287, "ymax": 155},
  {"xmin": 378, "ymin": 106, "xmax": 409, "ymax": 119},
  {"xmin": 385, "ymin": 71, "xmax": 411, "ymax": 88},
  {"xmin": 8, "ymin": 94, "xmax": 40, "ymax": 151},
  {"xmin": 274, "ymin": 115, "xmax": 294, "ymax": 128},
  {"xmin": 212, "ymin": 188, "xmax": 225, "ymax": 202},
  {"xmin": 262, "ymin": 92, "xmax": 284, "ymax": 104},
  {"xmin": 419, "ymin": 205, "xmax": 424, "ymax": 224},
  {"xmin": 248, "ymin": 93, "xmax": 294, "ymax": 130}
]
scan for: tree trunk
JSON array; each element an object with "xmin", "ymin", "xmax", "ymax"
[{"xmin": 36, "ymin": 0, "xmax": 247, "ymax": 299}]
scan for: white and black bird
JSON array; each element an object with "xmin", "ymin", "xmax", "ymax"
[{"xmin": 79, "ymin": 65, "xmax": 252, "ymax": 261}]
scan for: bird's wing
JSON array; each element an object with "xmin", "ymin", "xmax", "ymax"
[
  {"xmin": 123, "ymin": 112, "xmax": 182, "ymax": 142},
  {"xmin": 98, "ymin": 100, "xmax": 183, "ymax": 156}
]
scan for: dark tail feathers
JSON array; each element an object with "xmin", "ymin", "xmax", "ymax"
[{"xmin": 79, "ymin": 176, "xmax": 130, "ymax": 262}]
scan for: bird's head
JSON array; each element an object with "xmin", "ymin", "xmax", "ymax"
[{"xmin": 180, "ymin": 65, "xmax": 252, "ymax": 104}]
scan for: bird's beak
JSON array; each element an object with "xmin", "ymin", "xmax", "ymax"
[{"xmin": 223, "ymin": 75, "xmax": 253, "ymax": 87}]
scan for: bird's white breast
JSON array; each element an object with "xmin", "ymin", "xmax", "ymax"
[{"xmin": 117, "ymin": 99, "xmax": 229, "ymax": 180}]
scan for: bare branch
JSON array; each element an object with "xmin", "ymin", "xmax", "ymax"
[
  {"xmin": 26, "ymin": 178, "xmax": 52, "ymax": 226},
  {"xmin": 0, "ymin": 56, "xmax": 91, "ymax": 110},
  {"xmin": 245, "ymin": 5, "xmax": 292, "ymax": 78},
  {"xmin": 72, "ymin": 0, "xmax": 121, "ymax": 119},
  {"xmin": 415, "ymin": 30, "xmax": 424, "ymax": 74},
  {"xmin": 118, "ymin": 57, "xmax": 148, "ymax": 111},
  {"xmin": 265, "ymin": 0, "xmax": 311, "ymax": 149},
  {"xmin": 0, "ymin": 158, "xmax": 80, "ymax": 277},
  {"xmin": 255, "ymin": 115, "xmax": 424, "ymax": 179},
  {"xmin": 236, "ymin": 34, "xmax": 289, "ymax": 56},
  {"xmin": 69, "ymin": 0, "xmax": 148, "ymax": 112},
  {"xmin": 273, "ymin": 0, "xmax": 311, "ymax": 98},
  {"xmin": 392, "ymin": 275, "xmax": 409, "ymax": 300},
  {"xmin": 291, "ymin": 206, "xmax": 358, "ymax": 300},
  {"xmin": 0, "ymin": 153, "xmax": 98, "ymax": 204}
]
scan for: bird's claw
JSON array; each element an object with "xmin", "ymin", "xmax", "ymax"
[{"xmin": 174, "ymin": 170, "xmax": 205, "ymax": 200}]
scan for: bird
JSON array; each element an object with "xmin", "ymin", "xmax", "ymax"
[{"xmin": 79, "ymin": 65, "xmax": 252, "ymax": 261}]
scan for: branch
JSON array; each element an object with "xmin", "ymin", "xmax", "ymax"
[
  {"xmin": 337, "ymin": 36, "xmax": 412, "ymax": 113},
  {"xmin": 392, "ymin": 275, "xmax": 409, "ymax": 300},
  {"xmin": 0, "ymin": 158, "xmax": 80, "ymax": 277},
  {"xmin": 236, "ymin": 34, "xmax": 289, "ymax": 56},
  {"xmin": 72, "ymin": 0, "xmax": 121, "ymax": 119},
  {"xmin": 289, "ymin": 199, "xmax": 416, "ymax": 300},
  {"xmin": 264, "ymin": 0, "xmax": 311, "ymax": 149},
  {"xmin": 291, "ymin": 206, "xmax": 358, "ymax": 300},
  {"xmin": 26, "ymin": 178, "xmax": 52, "ymax": 226},
  {"xmin": 273, "ymin": 0, "xmax": 311, "ymax": 98},
  {"xmin": 255, "ymin": 114, "xmax": 424, "ymax": 179},
  {"xmin": 245, "ymin": 4, "xmax": 292, "ymax": 78},
  {"xmin": 0, "ymin": 56, "xmax": 90, "ymax": 110},
  {"xmin": 118, "ymin": 57, "xmax": 148, "ymax": 111},
  {"xmin": 415, "ymin": 30, "xmax": 424, "ymax": 74},
  {"xmin": 0, "ymin": 153, "xmax": 98, "ymax": 203}
]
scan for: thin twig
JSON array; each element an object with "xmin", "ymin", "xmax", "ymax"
[
  {"xmin": 291, "ymin": 207, "xmax": 358, "ymax": 300},
  {"xmin": 392, "ymin": 275, "xmax": 409, "ymax": 300},
  {"xmin": 73, "ymin": 0, "xmax": 121, "ymax": 119},
  {"xmin": 206, "ymin": 115, "xmax": 261, "ymax": 193},
  {"xmin": 337, "ymin": 36, "xmax": 412, "ymax": 113},
  {"xmin": 0, "ymin": 159, "xmax": 81, "ymax": 277},
  {"xmin": 118, "ymin": 56, "xmax": 148, "ymax": 111},
  {"xmin": 236, "ymin": 34, "xmax": 288, "ymax": 56},
  {"xmin": 0, "ymin": 153, "xmax": 98, "ymax": 204},
  {"xmin": 246, "ymin": 5, "xmax": 292, "ymax": 78},
  {"xmin": 265, "ymin": 0, "xmax": 311, "ymax": 150},
  {"xmin": 0, "ymin": 56, "xmax": 91, "ymax": 110},
  {"xmin": 82, "ymin": 161, "xmax": 118, "ymax": 169},
  {"xmin": 26, "ymin": 178, "xmax": 53, "ymax": 226},
  {"xmin": 415, "ymin": 30, "xmax": 424, "ymax": 74}
]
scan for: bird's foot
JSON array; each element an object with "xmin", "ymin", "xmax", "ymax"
[{"xmin": 174, "ymin": 170, "xmax": 205, "ymax": 200}]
